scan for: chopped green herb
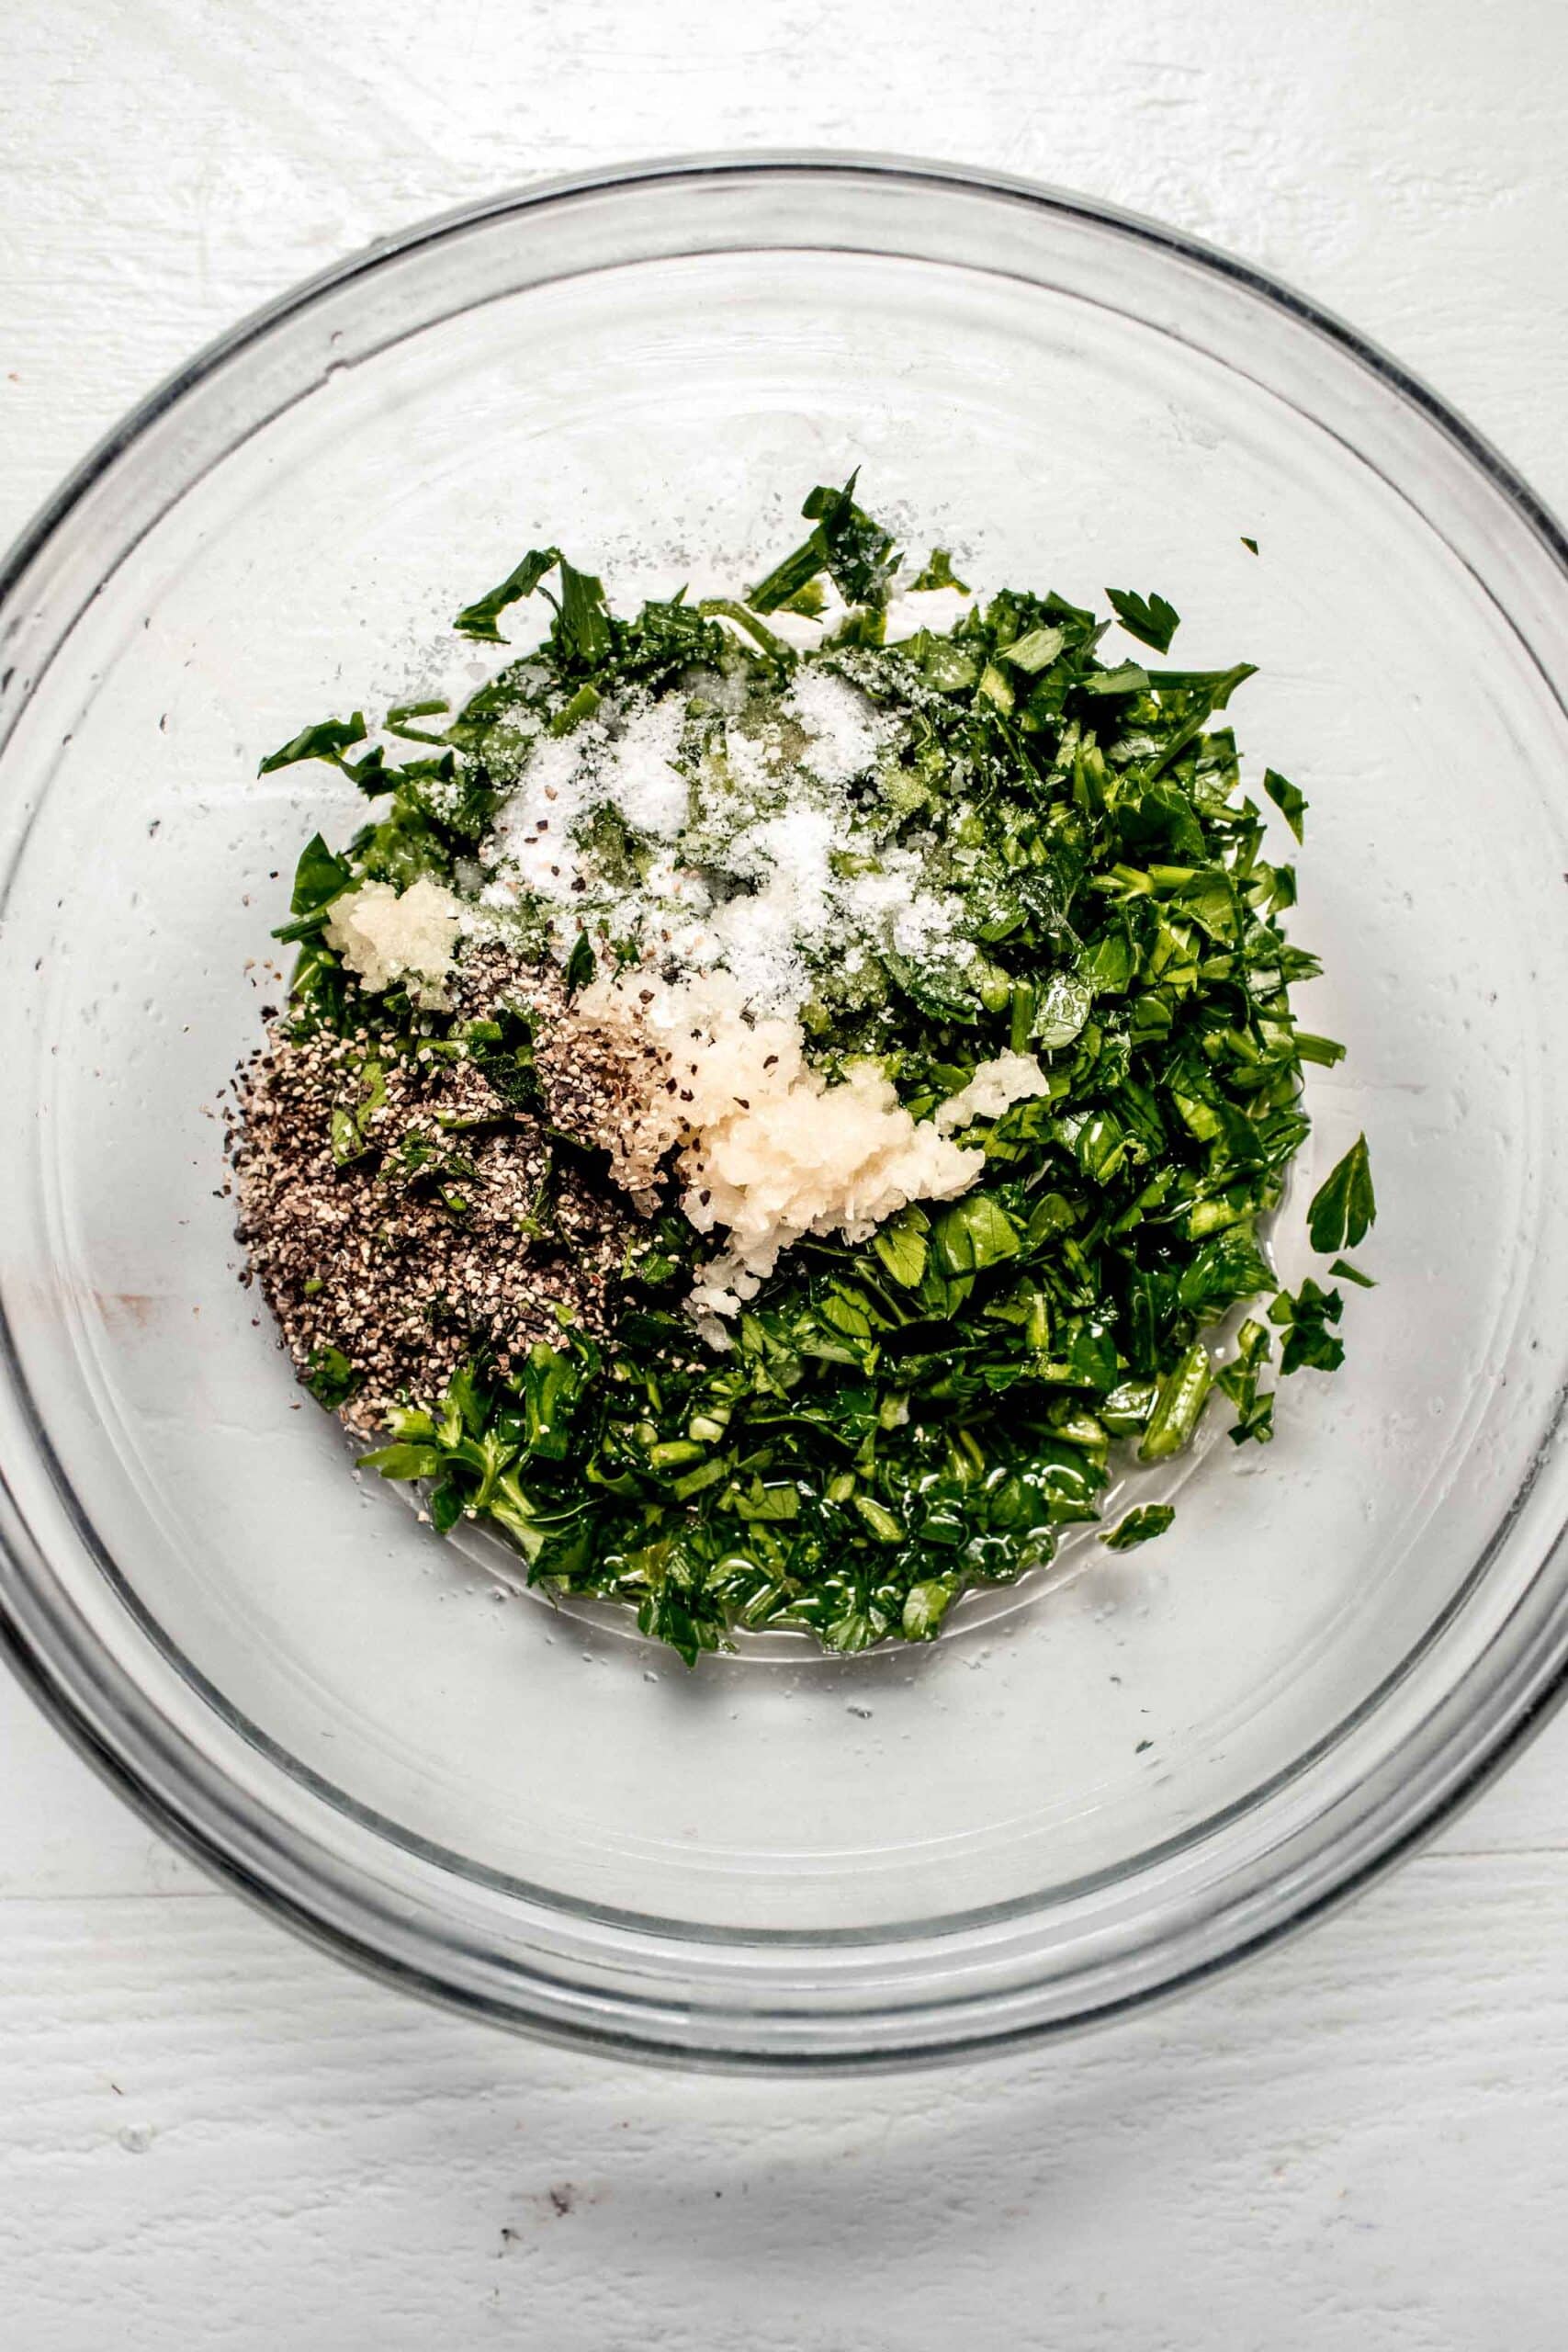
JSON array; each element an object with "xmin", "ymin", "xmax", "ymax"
[
  {"xmin": 1004, "ymin": 625, "xmax": 1068, "ymax": 674},
  {"xmin": 1294, "ymin": 1033, "xmax": 1346, "ymax": 1069},
  {"xmin": 1263, "ymin": 767, "xmax": 1308, "ymax": 843},
  {"xmin": 1307, "ymin": 1134, "xmax": 1376, "ymax": 1253},
  {"xmin": 270, "ymin": 832, "xmax": 355, "ymax": 944},
  {"xmin": 1107, "ymin": 588, "xmax": 1180, "ymax": 654},
  {"xmin": 1138, "ymin": 1342, "xmax": 1213, "ymax": 1462},
  {"xmin": 749, "ymin": 471, "xmax": 899, "ymax": 613},
  {"xmin": 1217, "ymin": 1316, "xmax": 1275, "ymax": 1445},
  {"xmin": 454, "ymin": 547, "xmax": 560, "ymax": 641},
  {"xmin": 564, "ymin": 931, "xmax": 597, "ymax": 996},
  {"xmin": 1270, "ymin": 1277, "xmax": 1346, "ymax": 1375},
  {"xmin": 696, "ymin": 599, "xmax": 795, "ymax": 665},
  {"xmin": 386, "ymin": 699, "xmax": 450, "ymax": 744},
  {"xmin": 1100, "ymin": 1502, "xmax": 1176, "ymax": 1551},
  {"xmin": 555, "ymin": 557, "xmax": 613, "ymax": 669},
  {"xmin": 258, "ymin": 713, "xmax": 368, "ymax": 775},
  {"xmin": 303, "ymin": 1344, "xmax": 359, "ymax": 1409},
  {"xmin": 910, "ymin": 549, "xmax": 970, "ymax": 594}
]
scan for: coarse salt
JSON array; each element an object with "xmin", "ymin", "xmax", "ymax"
[
  {"xmin": 784, "ymin": 664, "xmax": 893, "ymax": 785},
  {"xmin": 596, "ymin": 691, "xmax": 691, "ymax": 839},
  {"xmin": 489, "ymin": 658, "xmax": 969, "ymax": 1027}
]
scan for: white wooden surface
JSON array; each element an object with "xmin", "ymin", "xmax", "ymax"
[{"xmin": 4, "ymin": 4, "xmax": 1567, "ymax": 2343}]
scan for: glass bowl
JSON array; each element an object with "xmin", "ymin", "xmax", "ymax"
[{"xmin": 3, "ymin": 155, "xmax": 1567, "ymax": 2070}]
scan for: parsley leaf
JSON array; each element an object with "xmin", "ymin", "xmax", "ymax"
[
  {"xmin": 564, "ymin": 931, "xmax": 597, "ymax": 995},
  {"xmin": 932, "ymin": 1192, "xmax": 1021, "ymax": 1276},
  {"xmin": 1263, "ymin": 767, "xmax": 1308, "ymax": 842},
  {"xmin": 554, "ymin": 557, "xmax": 614, "ymax": 669},
  {"xmin": 909, "ymin": 548, "xmax": 970, "ymax": 594},
  {"xmin": 1270, "ymin": 1277, "xmax": 1346, "ymax": 1374},
  {"xmin": 271, "ymin": 833, "xmax": 355, "ymax": 944},
  {"xmin": 303, "ymin": 1344, "xmax": 359, "ymax": 1409},
  {"xmin": 1100, "ymin": 1502, "xmax": 1176, "ymax": 1551},
  {"xmin": 1175, "ymin": 1228, "xmax": 1275, "ymax": 1322},
  {"xmin": 872, "ymin": 1204, "xmax": 930, "ymax": 1288},
  {"xmin": 454, "ymin": 547, "xmax": 560, "ymax": 641},
  {"xmin": 1107, "ymin": 587, "xmax": 1180, "ymax": 653},
  {"xmin": 1217, "ymin": 1317, "xmax": 1274, "ymax": 1445},
  {"xmin": 749, "ymin": 471, "xmax": 899, "ymax": 613},
  {"xmin": 1307, "ymin": 1134, "xmax": 1376, "ymax": 1252},
  {"xmin": 258, "ymin": 713, "xmax": 367, "ymax": 774},
  {"xmin": 1003, "ymin": 625, "xmax": 1067, "ymax": 674}
]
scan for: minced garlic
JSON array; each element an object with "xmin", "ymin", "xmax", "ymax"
[
  {"xmin": 323, "ymin": 877, "xmax": 462, "ymax": 1010},
  {"xmin": 564, "ymin": 972, "xmax": 1052, "ymax": 1317},
  {"xmin": 933, "ymin": 1052, "xmax": 1054, "ymax": 1134}
]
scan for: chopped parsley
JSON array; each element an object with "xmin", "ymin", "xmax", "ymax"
[
  {"xmin": 1101, "ymin": 1502, "xmax": 1177, "ymax": 1552},
  {"xmin": 1306, "ymin": 1133, "xmax": 1376, "ymax": 1253},
  {"xmin": 241, "ymin": 484, "xmax": 1377, "ymax": 1662}
]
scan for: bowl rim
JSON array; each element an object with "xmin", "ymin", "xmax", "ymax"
[
  {"xmin": 8, "ymin": 149, "xmax": 1568, "ymax": 636},
  {"xmin": 3, "ymin": 148, "xmax": 1568, "ymax": 2071}
]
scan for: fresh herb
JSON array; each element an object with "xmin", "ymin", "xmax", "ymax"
[
  {"xmin": 564, "ymin": 930, "xmax": 597, "ymax": 996},
  {"xmin": 303, "ymin": 1343, "xmax": 360, "ymax": 1409},
  {"xmin": 555, "ymin": 557, "xmax": 614, "ymax": 668},
  {"xmin": 1107, "ymin": 588, "xmax": 1180, "ymax": 654},
  {"xmin": 452, "ymin": 546, "xmax": 616, "ymax": 671},
  {"xmin": 271, "ymin": 833, "xmax": 355, "ymax": 943},
  {"xmin": 1269, "ymin": 1277, "xmax": 1346, "ymax": 1375},
  {"xmin": 387, "ymin": 699, "xmax": 450, "ymax": 744},
  {"xmin": 696, "ymin": 599, "xmax": 795, "ymax": 665},
  {"xmin": 910, "ymin": 549, "xmax": 970, "ymax": 594},
  {"xmin": 1100, "ymin": 1502, "xmax": 1176, "ymax": 1551},
  {"xmin": 458, "ymin": 1001, "xmax": 542, "ymax": 1112},
  {"xmin": 1294, "ymin": 1033, "xmax": 1345, "ymax": 1068},
  {"xmin": 1263, "ymin": 768, "xmax": 1307, "ymax": 842},
  {"xmin": 1004, "ymin": 626, "xmax": 1068, "ymax": 675},
  {"xmin": 1217, "ymin": 1317, "xmax": 1274, "ymax": 1444},
  {"xmin": 454, "ymin": 547, "xmax": 561, "ymax": 641},
  {"xmin": 780, "ymin": 578, "xmax": 829, "ymax": 617},
  {"xmin": 1307, "ymin": 1134, "xmax": 1376, "ymax": 1253},
  {"xmin": 1138, "ymin": 1343, "xmax": 1213, "ymax": 1462},
  {"xmin": 259, "ymin": 714, "xmax": 368, "ymax": 774},
  {"xmin": 749, "ymin": 472, "xmax": 900, "ymax": 614}
]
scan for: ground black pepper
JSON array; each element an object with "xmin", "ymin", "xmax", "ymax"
[{"xmin": 227, "ymin": 949, "xmax": 637, "ymax": 1430}]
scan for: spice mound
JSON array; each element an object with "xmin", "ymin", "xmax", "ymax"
[{"xmin": 231, "ymin": 958, "xmax": 631, "ymax": 1432}]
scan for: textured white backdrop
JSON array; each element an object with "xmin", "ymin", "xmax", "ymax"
[{"xmin": 3, "ymin": 4, "xmax": 1567, "ymax": 2345}]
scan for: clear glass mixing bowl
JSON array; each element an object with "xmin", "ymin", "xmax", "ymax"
[{"xmin": 2, "ymin": 156, "xmax": 1566, "ymax": 2069}]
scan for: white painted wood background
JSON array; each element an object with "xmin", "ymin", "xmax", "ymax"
[{"xmin": 3, "ymin": 4, "xmax": 1567, "ymax": 2342}]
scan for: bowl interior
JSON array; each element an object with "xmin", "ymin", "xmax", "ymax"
[{"xmin": 1, "ymin": 171, "xmax": 1565, "ymax": 2007}]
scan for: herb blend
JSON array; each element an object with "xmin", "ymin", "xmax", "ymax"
[{"xmin": 230, "ymin": 480, "xmax": 1375, "ymax": 1662}]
